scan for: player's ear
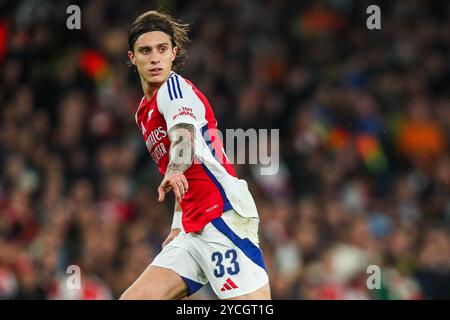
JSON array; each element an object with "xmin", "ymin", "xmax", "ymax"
[
  {"xmin": 171, "ymin": 46, "xmax": 178, "ymax": 62},
  {"xmin": 128, "ymin": 50, "xmax": 136, "ymax": 65}
]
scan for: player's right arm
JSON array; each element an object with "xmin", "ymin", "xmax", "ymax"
[
  {"xmin": 157, "ymin": 122, "xmax": 194, "ymax": 203},
  {"xmin": 156, "ymin": 75, "xmax": 204, "ymax": 204}
]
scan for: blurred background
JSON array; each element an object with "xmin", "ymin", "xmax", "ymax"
[{"xmin": 0, "ymin": 0, "xmax": 449, "ymax": 300}]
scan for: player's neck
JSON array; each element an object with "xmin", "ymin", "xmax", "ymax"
[
  {"xmin": 144, "ymin": 85, "xmax": 158, "ymax": 101},
  {"xmin": 141, "ymin": 80, "xmax": 158, "ymax": 102}
]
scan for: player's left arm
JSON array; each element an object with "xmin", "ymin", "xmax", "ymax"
[
  {"xmin": 162, "ymin": 200, "xmax": 183, "ymax": 248},
  {"xmin": 157, "ymin": 122, "xmax": 194, "ymax": 203}
]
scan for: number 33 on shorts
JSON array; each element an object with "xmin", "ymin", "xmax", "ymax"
[{"xmin": 212, "ymin": 249, "xmax": 240, "ymax": 277}]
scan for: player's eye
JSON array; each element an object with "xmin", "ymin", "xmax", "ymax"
[
  {"xmin": 140, "ymin": 48, "xmax": 150, "ymax": 54},
  {"xmin": 159, "ymin": 47, "xmax": 167, "ymax": 53}
]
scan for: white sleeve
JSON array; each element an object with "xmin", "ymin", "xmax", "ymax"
[{"xmin": 156, "ymin": 74, "xmax": 206, "ymax": 132}]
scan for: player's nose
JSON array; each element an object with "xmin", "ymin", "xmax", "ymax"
[{"xmin": 149, "ymin": 52, "xmax": 160, "ymax": 64}]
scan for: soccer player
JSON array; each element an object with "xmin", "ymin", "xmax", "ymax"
[{"xmin": 120, "ymin": 11, "xmax": 271, "ymax": 300}]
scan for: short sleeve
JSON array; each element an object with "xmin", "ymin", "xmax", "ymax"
[{"xmin": 156, "ymin": 74, "xmax": 206, "ymax": 132}]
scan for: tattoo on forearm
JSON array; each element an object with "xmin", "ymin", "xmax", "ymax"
[{"xmin": 167, "ymin": 123, "xmax": 194, "ymax": 174}]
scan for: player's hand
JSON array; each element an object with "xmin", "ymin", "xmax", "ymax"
[
  {"xmin": 162, "ymin": 228, "xmax": 182, "ymax": 248},
  {"xmin": 157, "ymin": 170, "xmax": 189, "ymax": 203}
]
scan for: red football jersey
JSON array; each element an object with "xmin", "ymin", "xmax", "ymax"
[{"xmin": 135, "ymin": 72, "xmax": 259, "ymax": 233}]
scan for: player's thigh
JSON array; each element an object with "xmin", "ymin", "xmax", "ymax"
[
  {"xmin": 119, "ymin": 265, "xmax": 188, "ymax": 300},
  {"xmin": 226, "ymin": 282, "xmax": 271, "ymax": 300},
  {"xmin": 193, "ymin": 215, "xmax": 270, "ymax": 300}
]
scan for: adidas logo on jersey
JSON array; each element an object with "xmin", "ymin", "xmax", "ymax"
[{"xmin": 220, "ymin": 278, "xmax": 239, "ymax": 292}]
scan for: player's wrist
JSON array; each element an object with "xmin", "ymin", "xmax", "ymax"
[{"xmin": 165, "ymin": 168, "xmax": 183, "ymax": 177}]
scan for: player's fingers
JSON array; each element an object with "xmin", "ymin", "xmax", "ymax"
[
  {"xmin": 158, "ymin": 190, "xmax": 165, "ymax": 202},
  {"xmin": 168, "ymin": 176, "xmax": 181, "ymax": 191},
  {"xmin": 171, "ymin": 182, "xmax": 182, "ymax": 202},
  {"xmin": 181, "ymin": 174, "xmax": 189, "ymax": 192},
  {"xmin": 159, "ymin": 178, "xmax": 172, "ymax": 194},
  {"xmin": 158, "ymin": 185, "xmax": 166, "ymax": 202},
  {"xmin": 175, "ymin": 179, "xmax": 185, "ymax": 198}
]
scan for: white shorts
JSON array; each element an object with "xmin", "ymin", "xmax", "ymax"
[{"xmin": 151, "ymin": 210, "xmax": 269, "ymax": 299}]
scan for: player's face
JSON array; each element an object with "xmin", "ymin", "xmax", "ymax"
[{"xmin": 128, "ymin": 31, "xmax": 177, "ymax": 85}]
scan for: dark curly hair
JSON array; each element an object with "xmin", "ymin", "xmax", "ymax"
[{"xmin": 128, "ymin": 10, "xmax": 190, "ymax": 73}]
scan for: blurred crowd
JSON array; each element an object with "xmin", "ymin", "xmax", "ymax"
[{"xmin": 0, "ymin": 0, "xmax": 449, "ymax": 299}]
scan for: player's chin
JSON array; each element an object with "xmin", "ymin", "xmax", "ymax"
[{"xmin": 146, "ymin": 74, "xmax": 165, "ymax": 85}]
